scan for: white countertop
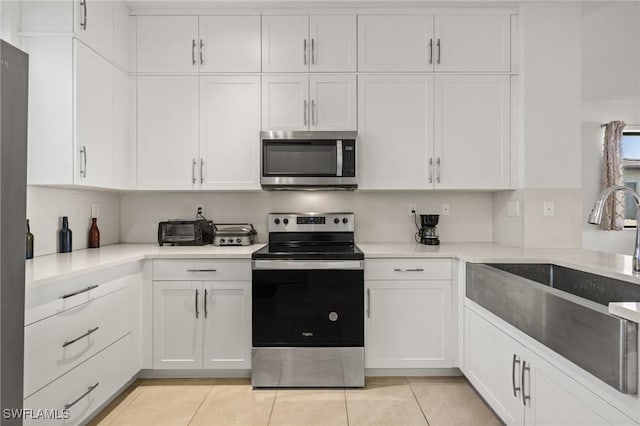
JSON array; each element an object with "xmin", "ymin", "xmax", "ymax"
[{"xmin": 609, "ymin": 302, "xmax": 640, "ymax": 323}]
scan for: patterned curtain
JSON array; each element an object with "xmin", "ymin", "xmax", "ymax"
[{"xmin": 601, "ymin": 120, "xmax": 627, "ymax": 230}]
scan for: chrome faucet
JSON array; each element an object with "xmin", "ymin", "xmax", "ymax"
[{"xmin": 588, "ymin": 185, "xmax": 640, "ymax": 271}]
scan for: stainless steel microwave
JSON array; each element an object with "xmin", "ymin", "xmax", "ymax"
[{"xmin": 260, "ymin": 131, "xmax": 357, "ymax": 190}]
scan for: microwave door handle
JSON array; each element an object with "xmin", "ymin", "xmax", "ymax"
[{"xmin": 336, "ymin": 140, "xmax": 343, "ymax": 177}]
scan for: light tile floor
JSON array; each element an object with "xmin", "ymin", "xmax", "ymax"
[{"xmin": 88, "ymin": 377, "xmax": 502, "ymax": 426}]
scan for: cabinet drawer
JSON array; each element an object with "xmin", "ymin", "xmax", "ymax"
[
  {"xmin": 152, "ymin": 259, "xmax": 251, "ymax": 281},
  {"xmin": 365, "ymin": 258, "xmax": 452, "ymax": 280},
  {"xmin": 24, "ymin": 285, "xmax": 133, "ymax": 398},
  {"xmin": 23, "ymin": 334, "xmax": 135, "ymax": 426}
]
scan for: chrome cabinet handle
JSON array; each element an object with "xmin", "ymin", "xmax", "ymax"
[
  {"xmin": 195, "ymin": 289, "xmax": 199, "ymax": 319},
  {"xmin": 80, "ymin": 0, "xmax": 87, "ymax": 30},
  {"xmin": 366, "ymin": 288, "xmax": 371, "ymax": 318},
  {"xmin": 80, "ymin": 146, "xmax": 87, "ymax": 178},
  {"xmin": 311, "ymin": 99, "xmax": 316, "ymax": 126},
  {"xmin": 436, "ymin": 157, "xmax": 441, "ymax": 183},
  {"xmin": 63, "ymin": 326, "xmax": 99, "ymax": 348},
  {"xmin": 437, "ymin": 38, "xmax": 441, "ymax": 64},
  {"xmin": 428, "ymin": 38, "xmax": 433, "ymax": 64},
  {"xmin": 192, "ymin": 158, "xmax": 196, "ymax": 184},
  {"xmin": 512, "ymin": 354, "xmax": 521, "ymax": 397},
  {"xmin": 187, "ymin": 269, "xmax": 217, "ymax": 272},
  {"xmin": 311, "ymin": 38, "xmax": 315, "ymax": 64},
  {"xmin": 204, "ymin": 289, "xmax": 208, "ymax": 319},
  {"xmin": 303, "ymin": 100, "xmax": 308, "ymax": 126},
  {"xmin": 199, "ymin": 39, "xmax": 204, "ymax": 65},
  {"xmin": 393, "ymin": 268, "xmax": 424, "ymax": 272},
  {"xmin": 200, "ymin": 158, "xmax": 204, "ymax": 184},
  {"xmin": 192, "ymin": 39, "xmax": 196, "ymax": 65},
  {"xmin": 64, "ymin": 382, "xmax": 99, "ymax": 409},
  {"xmin": 303, "ymin": 39, "xmax": 307, "ymax": 65},
  {"xmin": 428, "ymin": 157, "xmax": 433, "ymax": 183},
  {"xmin": 521, "ymin": 360, "xmax": 531, "ymax": 406},
  {"xmin": 61, "ymin": 284, "xmax": 98, "ymax": 299}
]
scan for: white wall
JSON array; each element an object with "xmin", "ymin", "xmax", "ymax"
[
  {"xmin": 581, "ymin": 1, "xmax": 640, "ymax": 255},
  {"xmin": 120, "ymin": 191, "xmax": 493, "ymax": 244},
  {"xmin": 27, "ymin": 187, "xmax": 121, "ymax": 256},
  {"xmin": 0, "ymin": 1, "xmax": 21, "ymax": 47}
]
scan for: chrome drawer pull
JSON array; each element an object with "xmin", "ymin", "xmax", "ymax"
[
  {"xmin": 393, "ymin": 268, "xmax": 424, "ymax": 272},
  {"xmin": 195, "ymin": 289, "xmax": 199, "ymax": 319},
  {"xmin": 64, "ymin": 382, "xmax": 99, "ymax": 409},
  {"xmin": 366, "ymin": 288, "xmax": 371, "ymax": 318},
  {"xmin": 61, "ymin": 284, "xmax": 98, "ymax": 299},
  {"xmin": 204, "ymin": 289, "xmax": 208, "ymax": 319},
  {"xmin": 187, "ymin": 269, "xmax": 217, "ymax": 272},
  {"xmin": 512, "ymin": 354, "xmax": 521, "ymax": 397},
  {"xmin": 62, "ymin": 326, "xmax": 99, "ymax": 348},
  {"xmin": 522, "ymin": 360, "xmax": 531, "ymax": 406}
]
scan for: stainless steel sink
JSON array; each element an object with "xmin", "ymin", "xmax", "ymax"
[{"xmin": 466, "ymin": 262, "xmax": 639, "ymax": 394}]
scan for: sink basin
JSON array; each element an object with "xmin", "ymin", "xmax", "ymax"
[{"xmin": 466, "ymin": 262, "xmax": 638, "ymax": 394}]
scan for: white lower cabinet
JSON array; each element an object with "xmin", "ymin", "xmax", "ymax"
[
  {"xmin": 364, "ymin": 259, "xmax": 453, "ymax": 369},
  {"xmin": 152, "ymin": 260, "xmax": 251, "ymax": 370},
  {"xmin": 464, "ymin": 306, "xmax": 635, "ymax": 426}
]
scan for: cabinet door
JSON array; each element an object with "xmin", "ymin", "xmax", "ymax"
[
  {"xmin": 464, "ymin": 307, "xmax": 524, "ymax": 425},
  {"xmin": 199, "ymin": 16, "xmax": 261, "ymax": 72},
  {"xmin": 202, "ymin": 281, "xmax": 251, "ymax": 369},
  {"xmin": 74, "ymin": 0, "xmax": 114, "ymax": 58},
  {"xmin": 310, "ymin": 75, "xmax": 356, "ymax": 131},
  {"xmin": 113, "ymin": 67, "xmax": 135, "ymax": 189},
  {"xmin": 114, "ymin": 1, "xmax": 134, "ymax": 72},
  {"xmin": 137, "ymin": 76, "xmax": 199, "ymax": 189},
  {"xmin": 75, "ymin": 40, "xmax": 114, "ymax": 188},
  {"xmin": 262, "ymin": 75, "xmax": 309, "ymax": 131},
  {"xmin": 434, "ymin": 14, "xmax": 510, "ymax": 72},
  {"xmin": 309, "ymin": 15, "xmax": 356, "ymax": 72},
  {"xmin": 137, "ymin": 16, "xmax": 198, "ymax": 73},
  {"xmin": 153, "ymin": 281, "xmax": 203, "ymax": 369},
  {"xmin": 434, "ymin": 75, "xmax": 510, "ymax": 189},
  {"xmin": 358, "ymin": 15, "xmax": 434, "ymax": 72},
  {"xmin": 199, "ymin": 76, "xmax": 261, "ymax": 190},
  {"xmin": 358, "ymin": 75, "xmax": 434, "ymax": 189},
  {"xmin": 262, "ymin": 16, "xmax": 309, "ymax": 72},
  {"xmin": 365, "ymin": 280, "xmax": 451, "ymax": 368}
]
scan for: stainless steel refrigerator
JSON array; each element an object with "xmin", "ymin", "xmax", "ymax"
[{"xmin": 0, "ymin": 40, "xmax": 28, "ymax": 425}]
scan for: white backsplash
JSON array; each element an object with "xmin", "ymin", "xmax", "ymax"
[
  {"xmin": 27, "ymin": 186, "xmax": 121, "ymax": 257},
  {"xmin": 120, "ymin": 191, "xmax": 494, "ymax": 244}
]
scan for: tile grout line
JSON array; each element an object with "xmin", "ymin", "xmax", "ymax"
[
  {"xmin": 102, "ymin": 381, "xmax": 147, "ymax": 426},
  {"xmin": 186, "ymin": 385, "xmax": 215, "ymax": 426},
  {"xmin": 267, "ymin": 388, "xmax": 278, "ymax": 426},
  {"xmin": 343, "ymin": 389, "xmax": 350, "ymax": 426},
  {"xmin": 407, "ymin": 377, "xmax": 431, "ymax": 426}
]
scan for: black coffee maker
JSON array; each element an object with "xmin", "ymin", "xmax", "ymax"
[{"xmin": 418, "ymin": 214, "xmax": 440, "ymax": 245}]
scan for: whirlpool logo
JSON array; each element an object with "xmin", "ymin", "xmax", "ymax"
[{"xmin": 301, "ymin": 332, "xmax": 314, "ymax": 337}]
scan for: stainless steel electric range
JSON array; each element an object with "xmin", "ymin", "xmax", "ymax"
[{"xmin": 251, "ymin": 212, "xmax": 364, "ymax": 388}]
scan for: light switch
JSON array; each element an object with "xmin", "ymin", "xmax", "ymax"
[
  {"xmin": 543, "ymin": 201, "xmax": 555, "ymax": 217},
  {"xmin": 507, "ymin": 201, "xmax": 520, "ymax": 217}
]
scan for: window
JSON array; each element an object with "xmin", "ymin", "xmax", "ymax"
[{"xmin": 622, "ymin": 131, "xmax": 640, "ymax": 227}]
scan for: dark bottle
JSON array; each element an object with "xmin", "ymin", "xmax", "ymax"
[
  {"xmin": 58, "ymin": 216, "xmax": 72, "ymax": 253},
  {"xmin": 88, "ymin": 217, "xmax": 100, "ymax": 249},
  {"xmin": 26, "ymin": 219, "xmax": 34, "ymax": 260}
]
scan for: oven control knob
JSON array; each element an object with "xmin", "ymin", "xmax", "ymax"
[
  {"xmin": 342, "ymin": 218, "xmax": 349, "ymax": 224},
  {"xmin": 220, "ymin": 238, "xmax": 226, "ymax": 243},
  {"xmin": 334, "ymin": 218, "xmax": 340, "ymax": 224},
  {"xmin": 328, "ymin": 312, "xmax": 338, "ymax": 322},
  {"xmin": 283, "ymin": 218, "xmax": 289, "ymax": 225},
  {"xmin": 274, "ymin": 218, "xmax": 280, "ymax": 225},
  {"xmin": 236, "ymin": 238, "xmax": 241, "ymax": 244}
]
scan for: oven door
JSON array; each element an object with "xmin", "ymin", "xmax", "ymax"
[{"xmin": 252, "ymin": 261, "xmax": 364, "ymax": 347}]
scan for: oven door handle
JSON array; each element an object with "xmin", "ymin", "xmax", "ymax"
[{"xmin": 252, "ymin": 260, "xmax": 363, "ymax": 270}]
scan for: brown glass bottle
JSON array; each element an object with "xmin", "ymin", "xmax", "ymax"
[{"xmin": 88, "ymin": 217, "xmax": 100, "ymax": 248}]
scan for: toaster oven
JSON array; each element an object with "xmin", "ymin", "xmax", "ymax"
[{"xmin": 157, "ymin": 219, "xmax": 214, "ymax": 246}]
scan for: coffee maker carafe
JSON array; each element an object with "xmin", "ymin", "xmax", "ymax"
[{"xmin": 419, "ymin": 214, "xmax": 440, "ymax": 245}]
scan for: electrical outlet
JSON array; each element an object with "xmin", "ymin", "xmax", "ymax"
[
  {"xmin": 196, "ymin": 205, "xmax": 205, "ymax": 218},
  {"xmin": 543, "ymin": 201, "xmax": 555, "ymax": 217},
  {"xmin": 442, "ymin": 203, "xmax": 450, "ymax": 216},
  {"xmin": 91, "ymin": 203, "xmax": 100, "ymax": 218},
  {"xmin": 409, "ymin": 203, "xmax": 417, "ymax": 217},
  {"xmin": 507, "ymin": 201, "xmax": 520, "ymax": 217}
]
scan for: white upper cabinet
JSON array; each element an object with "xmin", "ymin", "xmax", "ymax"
[
  {"xmin": 74, "ymin": 0, "xmax": 114, "ymax": 57},
  {"xmin": 434, "ymin": 75, "xmax": 510, "ymax": 189},
  {"xmin": 358, "ymin": 75, "xmax": 434, "ymax": 190},
  {"xmin": 262, "ymin": 75, "xmax": 310, "ymax": 130},
  {"xmin": 358, "ymin": 13, "xmax": 510, "ymax": 72},
  {"xmin": 199, "ymin": 16, "xmax": 261, "ymax": 72},
  {"xmin": 137, "ymin": 16, "xmax": 199, "ymax": 73},
  {"xmin": 358, "ymin": 15, "xmax": 434, "ymax": 72},
  {"xmin": 434, "ymin": 14, "xmax": 510, "ymax": 72},
  {"xmin": 262, "ymin": 15, "xmax": 309, "ymax": 73},
  {"xmin": 200, "ymin": 76, "xmax": 261, "ymax": 190},
  {"xmin": 309, "ymin": 75, "xmax": 357, "ymax": 131},
  {"xmin": 114, "ymin": 67, "xmax": 135, "ymax": 190},
  {"xmin": 114, "ymin": 1, "xmax": 134, "ymax": 72},
  {"xmin": 262, "ymin": 15, "xmax": 356, "ymax": 72},
  {"xmin": 309, "ymin": 15, "xmax": 357, "ymax": 72},
  {"xmin": 137, "ymin": 76, "xmax": 199, "ymax": 189}
]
